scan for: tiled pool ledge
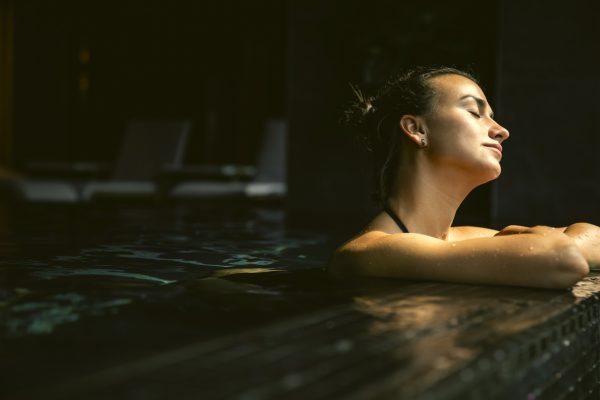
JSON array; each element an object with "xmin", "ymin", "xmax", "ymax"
[
  {"xmin": 1, "ymin": 204, "xmax": 599, "ymax": 399},
  {"xmin": 22, "ymin": 276, "xmax": 598, "ymax": 400}
]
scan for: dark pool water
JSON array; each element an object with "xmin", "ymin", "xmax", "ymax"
[{"xmin": 0, "ymin": 203, "xmax": 375, "ymax": 394}]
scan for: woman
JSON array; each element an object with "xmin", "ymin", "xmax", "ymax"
[{"xmin": 329, "ymin": 66, "xmax": 599, "ymax": 289}]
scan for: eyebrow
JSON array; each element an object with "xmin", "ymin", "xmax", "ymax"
[{"xmin": 459, "ymin": 95, "xmax": 494, "ymax": 119}]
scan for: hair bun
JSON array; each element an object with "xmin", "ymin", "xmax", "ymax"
[
  {"xmin": 341, "ymin": 83, "xmax": 377, "ymax": 133},
  {"xmin": 350, "ymin": 83, "xmax": 375, "ymax": 116},
  {"xmin": 341, "ymin": 66, "xmax": 480, "ymax": 204}
]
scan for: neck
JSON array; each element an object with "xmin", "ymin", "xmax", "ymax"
[{"xmin": 387, "ymin": 159, "xmax": 477, "ymax": 240}]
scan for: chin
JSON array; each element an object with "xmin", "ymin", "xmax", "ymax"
[
  {"xmin": 485, "ymin": 165, "xmax": 502, "ymax": 182},
  {"xmin": 471, "ymin": 161, "xmax": 501, "ymax": 185}
]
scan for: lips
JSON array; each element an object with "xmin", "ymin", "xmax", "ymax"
[{"xmin": 483, "ymin": 143, "xmax": 503, "ymax": 155}]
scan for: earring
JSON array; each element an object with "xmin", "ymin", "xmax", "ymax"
[{"xmin": 421, "ymin": 138, "xmax": 427, "ymax": 147}]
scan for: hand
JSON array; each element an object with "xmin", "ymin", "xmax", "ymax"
[{"xmin": 564, "ymin": 223, "xmax": 600, "ymax": 270}]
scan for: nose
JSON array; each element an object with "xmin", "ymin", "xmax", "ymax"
[{"xmin": 489, "ymin": 121, "xmax": 509, "ymax": 143}]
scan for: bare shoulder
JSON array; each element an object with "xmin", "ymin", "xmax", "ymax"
[
  {"xmin": 448, "ymin": 226, "xmax": 499, "ymax": 241},
  {"xmin": 334, "ymin": 229, "xmax": 389, "ymax": 255},
  {"xmin": 357, "ymin": 211, "xmax": 499, "ymax": 242},
  {"xmin": 338, "ymin": 225, "xmax": 498, "ymax": 251}
]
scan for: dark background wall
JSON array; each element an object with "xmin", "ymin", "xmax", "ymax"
[
  {"xmin": 13, "ymin": 0, "xmax": 286, "ymax": 167},
  {"xmin": 494, "ymin": 0, "xmax": 600, "ymax": 228},
  {"xmin": 286, "ymin": 0, "xmax": 500, "ymax": 230},
  {"xmin": 5, "ymin": 0, "xmax": 599, "ymax": 231}
]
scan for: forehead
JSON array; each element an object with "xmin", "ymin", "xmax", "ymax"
[{"xmin": 429, "ymin": 74, "xmax": 487, "ymax": 103}]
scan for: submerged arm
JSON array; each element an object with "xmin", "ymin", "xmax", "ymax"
[{"xmin": 329, "ymin": 230, "xmax": 589, "ymax": 289}]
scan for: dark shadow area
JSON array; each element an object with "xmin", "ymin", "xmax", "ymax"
[
  {"xmin": 2, "ymin": 1, "xmax": 600, "ymax": 399},
  {"xmin": 13, "ymin": 0, "xmax": 286, "ymax": 168}
]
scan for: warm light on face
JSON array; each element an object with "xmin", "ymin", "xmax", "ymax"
[{"xmin": 419, "ymin": 74, "xmax": 508, "ymax": 183}]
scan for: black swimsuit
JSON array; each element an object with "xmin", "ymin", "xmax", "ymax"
[{"xmin": 383, "ymin": 205, "xmax": 409, "ymax": 233}]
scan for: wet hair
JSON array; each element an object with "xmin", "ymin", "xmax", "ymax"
[{"xmin": 342, "ymin": 66, "xmax": 479, "ymax": 204}]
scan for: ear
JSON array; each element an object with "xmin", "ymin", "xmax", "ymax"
[{"xmin": 399, "ymin": 115, "xmax": 427, "ymax": 146}]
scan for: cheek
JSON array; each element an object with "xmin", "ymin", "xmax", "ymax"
[
  {"xmin": 426, "ymin": 114, "xmax": 485, "ymax": 159},
  {"xmin": 430, "ymin": 126, "xmax": 474, "ymax": 158},
  {"xmin": 430, "ymin": 129, "xmax": 496, "ymax": 171},
  {"xmin": 427, "ymin": 117, "xmax": 500, "ymax": 179}
]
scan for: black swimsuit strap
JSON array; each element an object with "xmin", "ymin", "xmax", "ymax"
[{"xmin": 383, "ymin": 205, "xmax": 409, "ymax": 233}]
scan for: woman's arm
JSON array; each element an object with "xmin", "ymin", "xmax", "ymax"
[
  {"xmin": 563, "ymin": 223, "xmax": 600, "ymax": 270},
  {"xmin": 495, "ymin": 223, "xmax": 600, "ymax": 270},
  {"xmin": 329, "ymin": 230, "xmax": 589, "ymax": 289}
]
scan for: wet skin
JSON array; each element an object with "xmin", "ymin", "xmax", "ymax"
[{"xmin": 330, "ymin": 74, "xmax": 598, "ymax": 289}]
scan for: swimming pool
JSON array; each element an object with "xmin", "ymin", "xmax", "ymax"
[
  {"xmin": 0, "ymin": 203, "xmax": 361, "ymax": 393},
  {"xmin": 2, "ymin": 203, "xmax": 599, "ymax": 399}
]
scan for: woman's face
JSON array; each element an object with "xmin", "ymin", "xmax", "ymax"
[{"xmin": 422, "ymin": 74, "xmax": 509, "ymax": 183}]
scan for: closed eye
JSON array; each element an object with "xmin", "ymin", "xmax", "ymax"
[{"xmin": 468, "ymin": 111, "xmax": 481, "ymax": 118}]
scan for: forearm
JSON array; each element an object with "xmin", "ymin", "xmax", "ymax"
[
  {"xmin": 564, "ymin": 223, "xmax": 600, "ymax": 269},
  {"xmin": 439, "ymin": 233, "xmax": 587, "ymax": 288},
  {"xmin": 332, "ymin": 231, "xmax": 588, "ymax": 289}
]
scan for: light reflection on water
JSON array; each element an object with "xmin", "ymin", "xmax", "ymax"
[{"xmin": 0, "ymin": 205, "xmax": 339, "ymax": 337}]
